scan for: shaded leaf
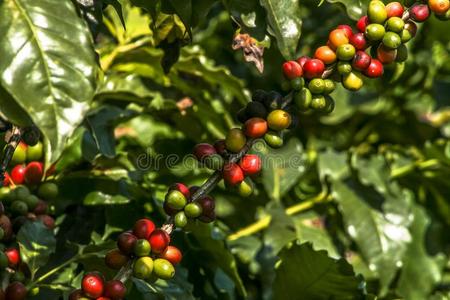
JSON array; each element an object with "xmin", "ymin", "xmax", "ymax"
[
  {"xmin": 327, "ymin": 0, "xmax": 368, "ymax": 20},
  {"xmin": 84, "ymin": 191, "xmax": 130, "ymax": 205}
]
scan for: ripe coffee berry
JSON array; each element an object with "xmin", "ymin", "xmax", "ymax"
[
  {"xmin": 239, "ymin": 154, "xmax": 262, "ymax": 175},
  {"xmin": 133, "ymin": 218, "xmax": 156, "ymax": 239},
  {"xmin": 197, "ymin": 196, "xmax": 215, "ymax": 214},
  {"xmin": 104, "ymin": 280, "xmax": 126, "ymax": 300},
  {"xmin": 377, "ymin": 44, "xmax": 397, "ymax": 64},
  {"xmin": 68, "ymin": 289, "xmax": 85, "ymax": 300},
  {"xmin": 352, "ymin": 51, "xmax": 371, "ymax": 71},
  {"xmin": 282, "ymin": 61, "xmax": 303, "ymax": 79},
  {"xmin": 193, "ymin": 143, "xmax": 216, "ymax": 162},
  {"xmin": 428, "ymin": 0, "xmax": 450, "ymax": 14},
  {"xmin": 244, "ymin": 118, "xmax": 268, "ymax": 138},
  {"xmin": 161, "ymin": 245, "xmax": 183, "ymax": 265},
  {"xmin": 148, "ymin": 229, "xmax": 170, "ymax": 254},
  {"xmin": 328, "ymin": 29, "xmax": 349, "ymax": 49},
  {"xmin": 105, "ymin": 249, "xmax": 128, "ymax": 270},
  {"xmin": 350, "ymin": 32, "xmax": 368, "ymax": 50},
  {"xmin": 303, "ymin": 59, "xmax": 325, "ymax": 79},
  {"xmin": 386, "ymin": 1, "xmax": 404, "ymax": 17},
  {"xmin": 5, "ymin": 282, "xmax": 27, "ymax": 300},
  {"xmin": 5, "ymin": 248, "xmax": 20, "ymax": 267},
  {"xmin": 410, "ymin": 4, "xmax": 430, "ymax": 22},
  {"xmin": 314, "ymin": 46, "xmax": 336, "ymax": 64},
  {"xmin": 223, "ymin": 163, "xmax": 244, "ymax": 185},
  {"xmin": 24, "ymin": 161, "xmax": 44, "ymax": 185},
  {"xmin": 82, "ymin": 273, "xmax": 104, "ymax": 298},
  {"xmin": 11, "ymin": 165, "xmax": 26, "ymax": 184},
  {"xmin": 364, "ymin": 59, "xmax": 384, "ymax": 78},
  {"xmin": 213, "ymin": 139, "xmax": 227, "ymax": 156},
  {"xmin": 169, "ymin": 183, "xmax": 190, "ymax": 198},
  {"xmin": 356, "ymin": 15, "xmax": 369, "ymax": 32},
  {"xmin": 296, "ymin": 56, "xmax": 310, "ymax": 67},
  {"xmin": 117, "ymin": 232, "xmax": 137, "ymax": 255},
  {"xmin": 337, "ymin": 25, "xmax": 353, "ymax": 38}
]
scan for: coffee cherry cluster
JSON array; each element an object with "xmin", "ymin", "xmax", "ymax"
[
  {"xmin": 104, "ymin": 218, "xmax": 181, "ymax": 282},
  {"xmin": 282, "ymin": 0, "xmax": 449, "ymax": 114},
  {"xmin": 70, "ymin": 274, "xmax": 126, "ymax": 300},
  {"xmin": 0, "ymin": 245, "xmax": 28, "ymax": 299},
  {"xmin": 163, "ymin": 183, "xmax": 216, "ymax": 227}
]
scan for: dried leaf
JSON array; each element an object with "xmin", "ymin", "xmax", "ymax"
[{"xmin": 232, "ymin": 33, "xmax": 264, "ymax": 73}]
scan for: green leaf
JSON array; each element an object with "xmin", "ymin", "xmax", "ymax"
[
  {"xmin": 397, "ymin": 205, "xmax": 446, "ymax": 300},
  {"xmin": 0, "ymin": 0, "xmax": 97, "ymax": 166},
  {"xmin": 264, "ymin": 204, "xmax": 297, "ymax": 254},
  {"xmin": 84, "ymin": 191, "xmax": 130, "ymax": 205},
  {"xmin": 259, "ymin": 0, "xmax": 302, "ymax": 60},
  {"xmin": 273, "ymin": 242, "xmax": 365, "ymax": 299},
  {"xmin": 17, "ymin": 221, "xmax": 56, "ymax": 277},
  {"xmin": 318, "ymin": 148, "xmax": 350, "ymax": 180},
  {"xmin": 327, "ymin": 0, "xmax": 368, "ymax": 20},
  {"xmin": 224, "ymin": 0, "xmax": 267, "ymax": 40},
  {"xmin": 258, "ymin": 138, "xmax": 306, "ymax": 201}
]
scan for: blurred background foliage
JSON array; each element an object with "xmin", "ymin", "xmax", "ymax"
[{"xmin": 1, "ymin": 0, "xmax": 450, "ymax": 298}]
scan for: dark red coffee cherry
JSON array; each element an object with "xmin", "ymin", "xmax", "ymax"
[
  {"xmin": 352, "ymin": 50, "xmax": 371, "ymax": 71},
  {"xmin": 148, "ymin": 229, "xmax": 170, "ymax": 254},
  {"xmin": 193, "ymin": 143, "xmax": 216, "ymax": 162},
  {"xmin": 133, "ymin": 218, "xmax": 156, "ymax": 239},
  {"xmin": 197, "ymin": 196, "xmax": 215, "ymax": 214},
  {"xmin": 37, "ymin": 214, "xmax": 55, "ymax": 229},
  {"xmin": 105, "ymin": 249, "xmax": 129, "ymax": 270},
  {"xmin": 5, "ymin": 282, "xmax": 27, "ymax": 300},
  {"xmin": 24, "ymin": 161, "xmax": 44, "ymax": 185},
  {"xmin": 117, "ymin": 232, "xmax": 137, "ymax": 255},
  {"xmin": 104, "ymin": 280, "xmax": 126, "ymax": 300},
  {"xmin": 82, "ymin": 272, "xmax": 104, "ymax": 298},
  {"xmin": 33, "ymin": 200, "xmax": 48, "ymax": 215},
  {"xmin": 68, "ymin": 289, "xmax": 85, "ymax": 300},
  {"xmin": 349, "ymin": 32, "xmax": 368, "ymax": 50},
  {"xmin": 213, "ymin": 140, "xmax": 227, "ymax": 156}
]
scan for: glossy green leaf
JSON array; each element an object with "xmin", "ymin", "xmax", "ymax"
[
  {"xmin": 17, "ymin": 221, "xmax": 56, "ymax": 277},
  {"xmin": 259, "ymin": 0, "xmax": 302, "ymax": 60},
  {"xmin": 327, "ymin": 0, "xmax": 368, "ymax": 20},
  {"xmin": 0, "ymin": 0, "xmax": 97, "ymax": 166},
  {"xmin": 84, "ymin": 191, "xmax": 130, "ymax": 205},
  {"xmin": 273, "ymin": 242, "xmax": 365, "ymax": 299}
]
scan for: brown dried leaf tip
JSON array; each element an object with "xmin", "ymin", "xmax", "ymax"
[{"xmin": 232, "ymin": 33, "xmax": 265, "ymax": 73}]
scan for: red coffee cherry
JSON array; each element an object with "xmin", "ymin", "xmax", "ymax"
[
  {"xmin": 193, "ymin": 143, "xmax": 216, "ymax": 162},
  {"xmin": 377, "ymin": 45, "xmax": 397, "ymax": 64},
  {"xmin": 364, "ymin": 59, "xmax": 384, "ymax": 78},
  {"xmin": 104, "ymin": 280, "xmax": 126, "ymax": 300},
  {"xmin": 10, "ymin": 165, "xmax": 26, "ymax": 185},
  {"xmin": 169, "ymin": 183, "xmax": 190, "ymax": 199},
  {"xmin": 24, "ymin": 161, "xmax": 44, "ymax": 185},
  {"xmin": 96, "ymin": 297, "xmax": 111, "ymax": 300},
  {"xmin": 356, "ymin": 16, "xmax": 369, "ymax": 32},
  {"xmin": 239, "ymin": 154, "xmax": 262, "ymax": 176},
  {"xmin": 296, "ymin": 56, "xmax": 310, "ymax": 68},
  {"xmin": 148, "ymin": 229, "xmax": 170, "ymax": 254},
  {"xmin": 282, "ymin": 61, "xmax": 303, "ymax": 79},
  {"xmin": 213, "ymin": 140, "xmax": 227, "ymax": 156},
  {"xmin": 223, "ymin": 163, "xmax": 244, "ymax": 186},
  {"xmin": 105, "ymin": 249, "xmax": 129, "ymax": 270},
  {"xmin": 4, "ymin": 248, "xmax": 20, "ymax": 267},
  {"xmin": 197, "ymin": 196, "xmax": 215, "ymax": 214},
  {"xmin": 349, "ymin": 32, "xmax": 368, "ymax": 50},
  {"xmin": 337, "ymin": 24, "xmax": 354, "ymax": 38},
  {"xmin": 352, "ymin": 50, "xmax": 372, "ymax": 71},
  {"xmin": 133, "ymin": 218, "xmax": 156, "ymax": 239},
  {"xmin": 303, "ymin": 59, "xmax": 325, "ymax": 79},
  {"xmin": 244, "ymin": 118, "xmax": 268, "ymax": 138},
  {"xmin": 5, "ymin": 282, "xmax": 27, "ymax": 300},
  {"xmin": 68, "ymin": 289, "xmax": 85, "ymax": 300},
  {"xmin": 410, "ymin": 4, "xmax": 430, "ymax": 22},
  {"xmin": 117, "ymin": 232, "xmax": 137, "ymax": 255},
  {"xmin": 386, "ymin": 1, "xmax": 404, "ymax": 17},
  {"xmin": 82, "ymin": 273, "xmax": 104, "ymax": 298},
  {"xmin": 37, "ymin": 214, "xmax": 55, "ymax": 229},
  {"xmin": 161, "ymin": 245, "xmax": 183, "ymax": 265}
]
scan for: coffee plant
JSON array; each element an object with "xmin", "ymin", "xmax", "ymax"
[{"xmin": 0, "ymin": 0, "xmax": 449, "ymax": 299}]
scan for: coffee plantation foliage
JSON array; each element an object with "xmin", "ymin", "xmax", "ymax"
[{"xmin": 0, "ymin": 0, "xmax": 449, "ymax": 299}]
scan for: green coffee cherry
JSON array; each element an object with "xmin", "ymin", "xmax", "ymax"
[
  {"xmin": 291, "ymin": 77, "xmax": 305, "ymax": 91},
  {"xmin": 264, "ymin": 131, "xmax": 283, "ymax": 148},
  {"xmin": 323, "ymin": 79, "xmax": 336, "ymax": 94},
  {"xmin": 365, "ymin": 24, "xmax": 386, "ymax": 41},
  {"xmin": 11, "ymin": 200, "xmax": 28, "ymax": 215},
  {"xmin": 294, "ymin": 88, "xmax": 312, "ymax": 111},
  {"xmin": 324, "ymin": 96, "xmax": 336, "ymax": 114},
  {"xmin": 237, "ymin": 177, "xmax": 254, "ymax": 197},
  {"xmin": 14, "ymin": 185, "xmax": 30, "ymax": 201},
  {"xmin": 382, "ymin": 32, "xmax": 402, "ymax": 49},
  {"xmin": 184, "ymin": 202, "xmax": 203, "ymax": 218},
  {"xmin": 165, "ymin": 190, "xmax": 187, "ymax": 210},
  {"xmin": 174, "ymin": 211, "xmax": 188, "ymax": 228},
  {"xmin": 133, "ymin": 257, "xmax": 154, "ymax": 279},
  {"xmin": 225, "ymin": 128, "xmax": 247, "ymax": 153},
  {"xmin": 0, "ymin": 187, "xmax": 11, "ymax": 201},
  {"xmin": 396, "ymin": 44, "xmax": 408, "ymax": 62},
  {"xmin": 336, "ymin": 44, "xmax": 356, "ymax": 61},
  {"xmin": 24, "ymin": 195, "xmax": 39, "ymax": 210},
  {"xmin": 134, "ymin": 239, "xmax": 151, "ymax": 257},
  {"xmin": 153, "ymin": 258, "xmax": 175, "ymax": 280},
  {"xmin": 311, "ymin": 95, "xmax": 327, "ymax": 111},
  {"xmin": 400, "ymin": 29, "xmax": 413, "ymax": 43},
  {"xmin": 386, "ymin": 17, "xmax": 405, "ymax": 33},
  {"xmin": 38, "ymin": 182, "xmax": 59, "ymax": 199},
  {"xmin": 368, "ymin": 0, "xmax": 387, "ymax": 24},
  {"xmin": 342, "ymin": 72, "xmax": 364, "ymax": 91},
  {"xmin": 308, "ymin": 78, "xmax": 325, "ymax": 94},
  {"xmin": 337, "ymin": 62, "xmax": 352, "ymax": 75}
]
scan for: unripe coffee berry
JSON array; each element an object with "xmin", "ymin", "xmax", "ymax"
[
  {"xmin": 364, "ymin": 59, "xmax": 384, "ymax": 78},
  {"xmin": 82, "ymin": 273, "xmax": 104, "ymax": 298},
  {"xmin": 396, "ymin": 44, "xmax": 408, "ymax": 62},
  {"xmin": 342, "ymin": 72, "xmax": 364, "ymax": 91},
  {"xmin": 161, "ymin": 245, "xmax": 182, "ymax": 265},
  {"xmin": 244, "ymin": 118, "xmax": 268, "ymax": 138},
  {"xmin": 328, "ymin": 29, "xmax": 349, "ymax": 49},
  {"xmin": 223, "ymin": 163, "xmax": 244, "ymax": 186},
  {"xmin": 153, "ymin": 258, "xmax": 175, "ymax": 280},
  {"xmin": 386, "ymin": 1, "xmax": 404, "ymax": 17},
  {"xmin": 133, "ymin": 218, "xmax": 156, "ymax": 239},
  {"xmin": 368, "ymin": 0, "xmax": 388, "ymax": 24},
  {"xmin": 323, "ymin": 79, "xmax": 336, "ymax": 94},
  {"xmin": 295, "ymin": 87, "xmax": 312, "ymax": 110},
  {"xmin": 104, "ymin": 280, "xmax": 126, "ymax": 300},
  {"xmin": 336, "ymin": 43, "xmax": 356, "ymax": 61},
  {"xmin": 303, "ymin": 59, "xmax": 325, "ymax": 79},
  {"xmin": 267, "ymin": 110, "xmax": 292, "ymax": 131},
  {"xmin": 133, "ymin": 257, "xmax": 154, "ymax": 279},
  {"xmin": 410, "ymin": 4, "xmax": 430, "ymax": 22},
  {"xmin": 184, "ymin": 202, "xmax": 202, "ymax": 218},
  {"xmin": 264, "ymin": 131, "xmax": 283, "ymax": 148},
  {"xmin": 237, "ymin": 177, "xmax": 254, "ymax": 197},
  {"xmin": 308, "ymin": 78, "xmax": 325, "ymax": 94},
  {"xmin": 37, "ymin": 182, "xmax": 59, "ymax": 199},
  {"xmin": 382, "ymin": 32, "xmax": 402, "ymax": 49},
  {"xmin": 134, "ymin": 239, "xmax": 151, "ymax": 257},
  {"xmin": 311, "ymin": 95, "xmax": 327, "ymax": 111},
  {"xmin": 349, "ymin": 32, "xmax": 368, "ymax": 50},
  {"xmin": 386, "ymin": 17, "xmax": 405, "ymax": 33},
  {"xmin": 282, "ymin": 61, "xmax": 303, "ymax": 79},
  {"xmin": 365, "ymin": 24, "xmax": 386, "ymax": 41},
  {"xmin": 174, "ymin": 211, "xmax": 188, "ymax": 228},
  {"xmin": 148, "ymin": 229, "xmax": 170, "ymax": 254},
  {"xmin": 225, "ymin": 128, "xmax": 246, "ymax": 153},
  {"xmin": 165, "ymin": 190, "xmax": 187, "ymax": 210},
  {"xmin": 337, "ymin": 61, "xmax": 352, "ymax": 75}
]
